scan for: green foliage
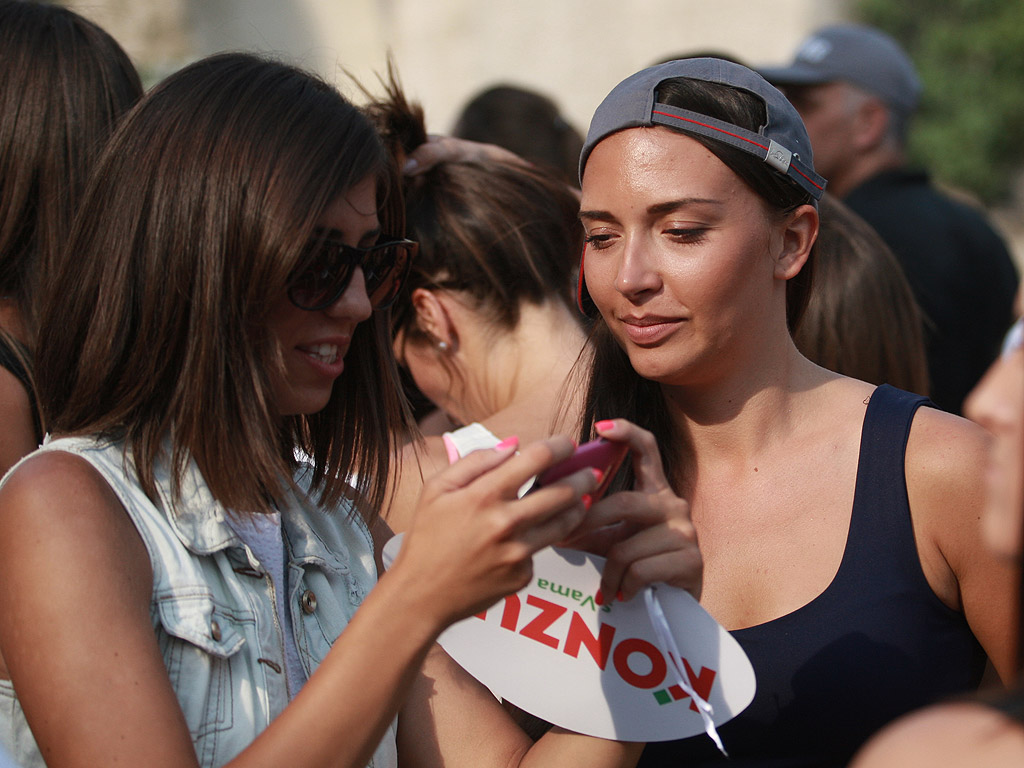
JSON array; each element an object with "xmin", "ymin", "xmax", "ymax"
[{"xmin": 856, "ymin": 0, "xmax": 1024, "ymax": 204}]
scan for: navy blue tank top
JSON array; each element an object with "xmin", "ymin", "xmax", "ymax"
[{"xmin": 639, "ymin": 385, "xmax": 986, "ymax": 767}]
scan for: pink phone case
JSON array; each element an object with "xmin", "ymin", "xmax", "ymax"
[{"xmin": 534, "ymin": 438, "xmax": 629, "ymax": 500}]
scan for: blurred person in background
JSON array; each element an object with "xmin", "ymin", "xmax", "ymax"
[
  {"xmin": 451, "ymin": 84, "xmax": 585, "ymax": 189},
  {"xmin": 761, "ymin": 23, "xmax": 1020, "ymax": 415},
  {"xmin": 0, "ymin": 0, "xmax": 142, "ymax": 476},
  {"xmin": 794, "ymin": 193, "xmax": 929, "ymax": 396}
]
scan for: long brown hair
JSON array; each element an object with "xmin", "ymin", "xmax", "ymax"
[
  {"xmin": 576, "ymin": 75, "xmax": 817, "ymax": 491},
  {"xmin": 795, "ymin": 194, "xmax": 929, "ymax": 394},
  {"xmin": 0, "ymin": 0, "xmax": 141, "ymax": 337},
  {"xmin": 365, "ymin": 75, "xmax": 585, "ymax": 417},
  {"xmin": 0, "ymin": 0, "xmax": 142, "ymax": 439},
  {"xmin": 36, "ymin": 53, "xmax": 408, "ymax": 520}
]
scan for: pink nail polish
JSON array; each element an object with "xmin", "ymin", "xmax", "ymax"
[
  {"xmin": 441, "ymin": 434, "xmax": 460, "ymax": 465},
  {"xmin": 495, "ymin": 436, "xmax": 519, "ymax": 451},
  {"xmin": 595, "ymin": 419, "xmax": 615, "ymax": 431},
  {"xmin": 581, "ymin": 493, "xmax": 593, "ymax": 511},
  {"xmin": 591, "ymin": 468, "xmax": 605, "ymax": 484}
]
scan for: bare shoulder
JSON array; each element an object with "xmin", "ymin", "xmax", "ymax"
[
  {"xmin": 0, "ymin": 364, "xmax": 31, "ymax": 409},
  {"xmin": 2, "ymin": 448, "xmax": 126, "ymax": 518},
  {"xmin": 851, "ymin": 701, "xmax": 1024, "ymax": 768},
  {"xmin": 904, "ymin": 405, "xmax": 989, "ymax": 546},
  {"xmin": 902, "ymin": 403, "xmax": 1019, "ymax": 675},
  {"xmin": 0, "ymin": 449, "xmax": 152, "ymax": 595},
  {"xmin": 0, "ymin": 366, "xmax": 38, "ymax": 476},
  {"xmin": 906, "ymin": 404, "xmax": 990, "ymax": 483},
  {"xmin": 799, "ymin": 375, "xmax": 875, "ymax": 433},
  {"xmin": 384, "ymin": 436, "xmax": 451, "ymax": 533},
  {"xmin": 0, "ymin": 450, "xmax": 202, "ymax": 766}
]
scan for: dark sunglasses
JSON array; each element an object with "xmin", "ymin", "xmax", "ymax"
[{"xmin": 287, "ymin": 229, "xmax": 417, "ymax": 311}]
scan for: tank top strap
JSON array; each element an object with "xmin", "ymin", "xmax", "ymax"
[{"xmin": 844, "ymin": 383, "xmax": 931, "ymax": 567}]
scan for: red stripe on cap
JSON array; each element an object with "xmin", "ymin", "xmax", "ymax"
[
  {"xmin": 652, "ymin": 110, "xmax": 770, "ymax": 153},
  {"xmin": 791, "ymin": 164, "xmax": 825, "ymax": 192},
  {"xmin": 650, "ymin": 109, "xmax": 824, "ymax": 193}
]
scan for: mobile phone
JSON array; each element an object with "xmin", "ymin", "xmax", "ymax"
[{"xmin": 532, "ymin": 438, "xmax": 629, "ymax": 501}]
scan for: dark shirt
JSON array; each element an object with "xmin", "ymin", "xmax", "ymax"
[
  {"xmin": 639, "ymin": 385, "xmax": 986, "ymax": 768},
  {"xmin": 844, "ymin": 168, "xmax": 1019, "ymax": 414}
]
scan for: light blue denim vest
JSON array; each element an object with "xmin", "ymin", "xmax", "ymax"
[{"xmin": 0, "ymin": 436, "xmax": 397, "ymax": 768}]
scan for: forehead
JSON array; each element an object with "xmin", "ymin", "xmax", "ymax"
[
  {"xmin": 318, "ymin": 174, "xmax": 379, "ymax": 236},
  {"xmin": 579, "ymin": 126, "xmax": 749, "ymax": 208}
]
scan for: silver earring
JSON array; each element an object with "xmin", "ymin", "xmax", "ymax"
[{"xmin": 437, "ymin": 341, "xmax": 449, "ymax": 352}]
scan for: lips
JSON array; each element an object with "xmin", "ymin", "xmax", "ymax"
[
  {"xmin": 299, "ymin": 342, "xmax": 340, "ymax": 365},
  {"xmin": 618, "ymin": 314, "xmax": 685, "ymax": 345},
  {"xmin": 295, "ymin": 337, "xmax": 349, "ymax": 378}
]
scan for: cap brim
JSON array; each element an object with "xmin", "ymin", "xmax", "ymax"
[{"xmin": 758, "ymin": 63, "xmax": 835, "ymax": 86}]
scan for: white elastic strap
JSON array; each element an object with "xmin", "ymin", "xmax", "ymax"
[{"xmin": 644, "ymin": 586, "xmax": 728, "ymax": 756}]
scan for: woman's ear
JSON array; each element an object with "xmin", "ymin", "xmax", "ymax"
[
  {"xmin": 411, "ymin": 288, "xmax": 459, "ymax": 351},
  {"xmin": 775, "ymin": 204, "xmax": 819, "ymax": 280}
]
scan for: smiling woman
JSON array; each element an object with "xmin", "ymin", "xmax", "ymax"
[
  {"xmin": 268, "ymin": 176, "xmax": 378, "ymax": 417},
  {"xmin": 574, "ymin": 58, "xmax": 1017, "ymax": 767}
]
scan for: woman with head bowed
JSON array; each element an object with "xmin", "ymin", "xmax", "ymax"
[{"xmin": 574, "ymin": 57, "xmax": 1015, "ymax": 766}]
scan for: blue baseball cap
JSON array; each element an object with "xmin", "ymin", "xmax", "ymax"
[
  {"xmin": 759, "ymin": 24, "xmax": 922, "ymax": 115},
  {"xmin": 579, "ymin": 57, "xmax": 825, "ymax": 201},
  {"xmin": 576, "ymin": 57, "xmax": 825, "ymax": 315}
]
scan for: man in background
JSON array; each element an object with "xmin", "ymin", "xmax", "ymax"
[{"xmin": 761, "ymin": 23, "xmax": 1019, "ymax": 414}]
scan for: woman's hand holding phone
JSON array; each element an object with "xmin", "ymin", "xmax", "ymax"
[
  {"xmin": 560, "ymin": 419, "xmax": 702, "ymax": 603},
  {"xmin": 395, "ymin": 435, "xmax": 601, "ymax": 629},
  {"xmin": 530, "ymin": 438, "xmax": 629, "ymax": 502}
]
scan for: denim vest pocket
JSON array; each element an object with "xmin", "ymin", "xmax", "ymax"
[{"xmin": 156, "ymin": 591, "xmax": 256, "ymax": 764}]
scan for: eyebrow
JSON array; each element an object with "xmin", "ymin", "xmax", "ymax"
[
  {"xmin": 311, "ymin": 226, "xmax": 382, "ymax": 249},
  {"xmin": 359, "ymin": 227, "xmax": 383, "ymax": 247},
  {"xmin": 579, "ymin": 197, "xmax": 724, "ymax": 222}
]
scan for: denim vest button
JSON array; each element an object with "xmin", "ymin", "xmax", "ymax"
[
  {"xmin": 210, "ymin": 619, "xmax": 222, "ymax": 642},
  {"xmin": 301, "ymin": 589, "xmax": 318, "ymax": 614}
]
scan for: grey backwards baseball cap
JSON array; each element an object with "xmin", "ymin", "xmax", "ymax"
[
  {"xmin": 579, "ymin": 57, "xmax": 826, "ymax": 202},
  {"xmin": 759, "ymin": 24, "xmax": 922, "ymax": 115}
]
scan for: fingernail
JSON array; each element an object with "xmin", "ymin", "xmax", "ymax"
[
  {"xmin": 402, "ymin": 157, "xmax": 419, "ymax": 174},
  {"xmin": 591, "ymin": 467, "xmax": 605, "ymax": 484},
  {"xmin": 596, "ymin": 420, "xmax": 615, "ymax": 431},
  {"xmin": 581, "ymin": 493, "xmax": 593, "ymax": 511},
  {"xmin": 441, "ymin": 434, "xmax": 460, "ymax": 465},
  {"xmin": 495, "ymin": 436, "xmax": 519, "ymax": 451}
]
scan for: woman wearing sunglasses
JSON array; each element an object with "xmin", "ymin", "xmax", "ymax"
[{"xmin": 0, "ymin": 52, "xmax": 698, "ymax": 768}]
